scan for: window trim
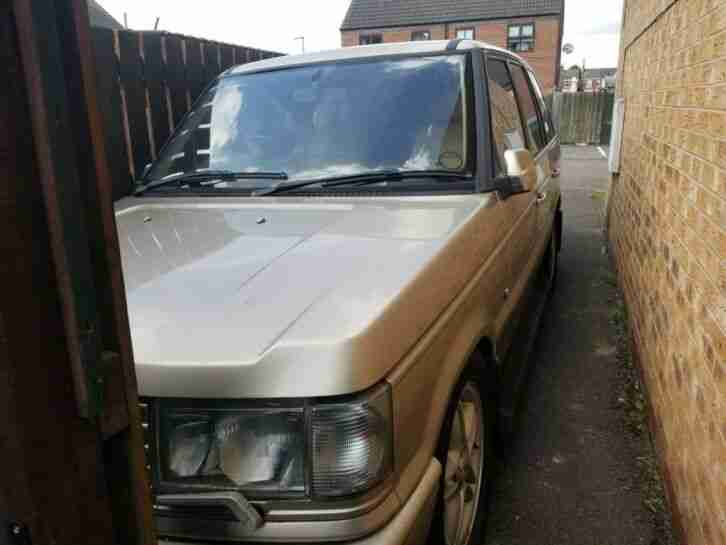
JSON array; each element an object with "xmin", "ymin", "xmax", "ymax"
[
  {"xmin": 482, "ymin": 53, "xmax": 529, "ymax": 180},
  {"xmin": 359, "ymin": 33, "xmax": 383, "ymax": 45},
  {"xmin": 475, "ymin": 49, "xmax": 495, "ymax": 191},
  {"xmin": 455, "ymin": 27, "xmax": 476, "ymax": 40},
  {"xmin": 506, "ymin": 23, "xmax": 535, "ymax": 53},
  {"xmin": 525, "ymin": 68, "xmax": 555, "ymax": 143},
  {"xmin": 508, "ymin": 62, "xmax": 547, "ymax": 153},
  {"xmin": 410, "ymin": 30, "xmax": 432, "ymax": 41}
]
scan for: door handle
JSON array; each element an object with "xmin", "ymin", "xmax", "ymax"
[{"xmin": 536, "ymin": 191, "xmax": 547, "ymax": 204}]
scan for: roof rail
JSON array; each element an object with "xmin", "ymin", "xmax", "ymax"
[{"xmin": 446, "ymin": 39, "xmax": 463, "ymax": 51}]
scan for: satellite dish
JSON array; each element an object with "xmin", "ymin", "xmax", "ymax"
[{"xmin": 563, "ymin": 43, "xmax": 575, "ymax": 55}]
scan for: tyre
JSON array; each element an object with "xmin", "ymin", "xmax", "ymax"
[
  {"xmin": 429, "ymin": 353, "xmax": 496, "ymax": 545},
  {"xmin": 542, "ymin": 230, "xmax": 559, "ymax": 293}
]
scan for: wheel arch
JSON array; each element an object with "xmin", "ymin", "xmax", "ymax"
[{"xmin": 390, "ymin": 329, "xmax": 499, "ymax": 506}]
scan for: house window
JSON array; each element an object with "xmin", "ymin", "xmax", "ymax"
[
  {"xmin": 456, "ymin": 28, "xmax": 475, "ymax": 40},
  {"xmin": 359, "ymin": 33, "xmax": 383, "ymax": 45},
  {"xmin": 411, "ymin": 30, "xmax": 431, "ymax": 41},
  {"xmin": 507, "ymin": 23, "xmax": 535, "ymax": 52}
]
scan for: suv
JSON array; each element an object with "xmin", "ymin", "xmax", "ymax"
[{"xmin": 117, "ymin": 40, "xmax": 562, "ymax": 545}]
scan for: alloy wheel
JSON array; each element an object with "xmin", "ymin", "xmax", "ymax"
[{"xmin": 443, "ymin": 382, "xmax": 486, "ymax": 545}]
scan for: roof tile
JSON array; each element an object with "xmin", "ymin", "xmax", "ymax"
[{"xmin": 341, "ymin": 0, "xmax": 564, "ymax": 30}]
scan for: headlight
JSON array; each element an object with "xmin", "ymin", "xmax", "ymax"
[
  {"xmin": 155, "ymin": 385, "xmax": 393, "ymax": 500},
  {"xmin": 160, "ymin": 407, "xmax": 307, "ymax": 497}
]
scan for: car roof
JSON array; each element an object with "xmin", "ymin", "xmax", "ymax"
[{"xmin": 224, "ymin": 40, "xmax": 532, "ymax": 77}]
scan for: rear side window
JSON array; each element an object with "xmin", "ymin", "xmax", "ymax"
[
  {"xmin": 486, "ymin": 59, "xmax": 527, "ymax": 176},
  {"xmin": 510, "ymin": 64, "xmax": 547, "ymax": 153},
  {"xmin": 527, "ymin": 69, "xmax": 554, "ymax": 141}
]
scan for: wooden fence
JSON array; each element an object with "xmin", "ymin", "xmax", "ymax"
[
  {"xmin": 551, "ymin": 92, "xmax": 614, "ymax": 145},
  {"xmin": 91, "ymin": 28, "xmax": 282, "ymax": 200}
]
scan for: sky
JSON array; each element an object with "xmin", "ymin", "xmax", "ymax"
[{"xmin": 98, "ymin": 0, "xmax": 624, "ymax": 69}]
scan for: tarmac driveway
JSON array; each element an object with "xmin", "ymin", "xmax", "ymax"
[{"xmin": 483, "ymin": 146, "xmax": 674, "ymax": 545}]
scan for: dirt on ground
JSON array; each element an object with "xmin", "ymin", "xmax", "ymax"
[{"xmin": 483, "ymin": 146, "xmax": 676, "ymax": 545}]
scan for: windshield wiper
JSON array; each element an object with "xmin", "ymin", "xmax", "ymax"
[
  {"xmin": 254, "ymin": 170, "xmax": 472, "ymax": 196},
  {"xmin": 135, "ymin": 170, "xmax": 288, "ymax": 196}
]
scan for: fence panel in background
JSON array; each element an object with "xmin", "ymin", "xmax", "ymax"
[
  {"xmin": 91, "ymin": 28, "xmax": 130, "ymax": 203},
  {"xmin": 91, "ymin": 29, "xmax": 282, "ymax": 200},
  {"xmin": 552, "ymin": 92, "xmax": 614, "ymax": 145}
]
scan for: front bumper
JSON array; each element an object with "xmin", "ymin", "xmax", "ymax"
[{"xmin": 158, "ymin": 458, "xmax": 441, "ymax": 545}]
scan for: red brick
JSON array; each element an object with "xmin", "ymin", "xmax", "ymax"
[{"xmin": 341, "ymin": 15, "xmax": 561, "ymax": 92}]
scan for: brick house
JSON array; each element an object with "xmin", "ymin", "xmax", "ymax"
[
  {"xmin": 561, "ymin": 67, "xmax": 617, "ymax": 93},
  {"xmin": 340, "ymin": 0, "xmax": 565, "ymax": 92},
  {"xmin": 608, "ymin": 1, "xmax": 726, "ymax": 544}
]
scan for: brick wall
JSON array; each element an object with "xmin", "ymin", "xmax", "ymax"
[
  {"xmin": 341, "ymin": 15, "xmax": 561, "ymax": 91},
  {"xmin": 608, "ymin": 1, "xmax": 726, "ymax": 543}
]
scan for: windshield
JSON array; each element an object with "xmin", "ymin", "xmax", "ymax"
[{"xmin": 145, "ymin": 55, "xmax": 469, "ymax": 187}]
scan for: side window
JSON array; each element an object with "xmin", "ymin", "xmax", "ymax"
[
  {"xmin": 486, "ymin": 58, "xmax": 527, "ymax": 176},
  {"xmin": 527, "ymin": 69, "xmax": 555, "ymax": 141},
  {"xmin": 507, "ymin": 24, "xmax": 535, "ymax": 52},
  {"xmin": 359, "ymin": 34, "xmax": 382, "ymax": 45},
  {"xmin": 510, "ymin": 64, "xmax": 546, "ymax": 153}
]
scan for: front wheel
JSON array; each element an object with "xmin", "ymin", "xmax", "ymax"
[{"xmin": 430, "ymin": 359, "xmax": 495, "ymax": 545}]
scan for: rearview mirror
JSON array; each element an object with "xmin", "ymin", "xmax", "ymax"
[{"xmin": 503, "ymin": 149, "xmax": 537, "ymax": 193}]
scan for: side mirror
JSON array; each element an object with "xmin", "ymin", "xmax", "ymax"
[{"xmin": 503, "ymin": 149, "xmax": 537, "ymax": 193}]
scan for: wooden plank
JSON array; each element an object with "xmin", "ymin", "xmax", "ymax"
[
  {"xmin": 580, "ymin": 94, "xmax": 591, "ymax": 144},
  {"xmin": 5, "ymin": 0, "xmax": 119, "ymax": 542},
  {"xmin": 239, "ymin": 47, "xmax": 250, "ymax": 64},
  {"xmin": 118, "ymin": 30, "xmax": 151, "ymax": 179},
  {"xmin": 0, "ymin": 7, "xmax": 54, "ymax": 538},
  {"xmin": 91, "ymin": 27, "xmax": 133, "ymax": 200},
  {"xmin": 559, "ymin": 93, "xmax": 572, "ymax": 144},
  {"xmin": 600, "ymin": 93, "xmax": 615, "ymax": 145},
  {"xmin": 220, "ymin": 44, "xmax": 234, "ymax": 71},
  {"xmin": 592, "ymin": 95, "xmax": 601, "ymax": 144},
  {"xmin": 142, "ymin": 32, "xmax": 171, "ymax": 157},
  {"xmin": 14, "ymin": 1, "xmax": 155, "ymax": 542},
  {"xmin": 576, "ymin": 94, "xmax": 585, "ymax": 144},
  {"xmin": 164, "ymin": 34, "xmax": 188, "ymax": 129},
  {"xmin": 563, "ymin": 94, "xmax": 572, "ymax": 143},
  {"xmin": 70, "ymin": 2, "xmax": 155, "ymax": 539},
  {"xmin": 185, "ymin": 37, "xmax": 206, "ymax": 104},
  {"xmin": 203, "ymin": 40, "xmax": 220, "ymax": 85},
  {"xmin": 595, "ymin": 94, "xmax": 607, "ymax": 144}
]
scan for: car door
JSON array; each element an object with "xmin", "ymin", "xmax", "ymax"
[
  {"xmin": 509, "ymin": 63, "xmax": 556, "ymax": 250},
  {"xmin": 527, "ymin": 67, "xmax": 561, "ymax": 176},
  {"xmin": 526, "ymin": 67, "xmax": 561, "ymax": 235},
  {"xmin": 483, "ymin": 55, "xmax": 538, "ymax": 357}
]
